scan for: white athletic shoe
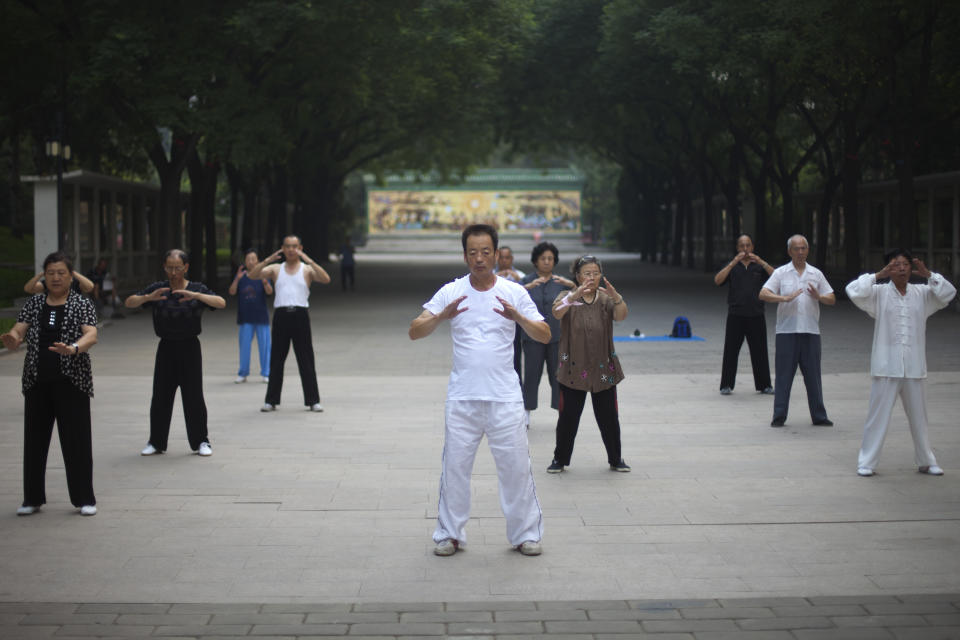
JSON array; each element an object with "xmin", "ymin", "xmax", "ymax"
[
  {"xmin": 857, "ymin": 468, "xmax": 875, "ymax": 477},
  {"xmin": 310, "ymin": 403, "xmax": 324, "ymax": 412},
  {"xmin": 434, "ymin": 539, "xmax": 459, "ymax": 556},
  {"xmin": 261, "ymin": 403, "xmax": 276, "ymax": 412},
  {"xmin": 517, "ymin": 540, "xmax": 542, "ymax": 556},
  {"xmin": 919, "ymin": 465, "xmax": 944, "ymax": 476},
  {"xmin": 140, "ymin": 443, "xmax": 162, "ymax": 456},
  {"xmin": 16, "ymin": 505, "xmax": 38, "ymax": 516},
  {"xmin": 261, "ymin": 376, "xmax": 270, "ymax": 384},
  {"xmin": 197, "ymin": 442, "xmax": 213, "ymax": 457},
  {"xmin": 80, "ymin": 505, "xmax": 97, "ymax": 516},
  {"xmin": 234, "ymin": 376, "xmax": 247, "ymax": 384}
]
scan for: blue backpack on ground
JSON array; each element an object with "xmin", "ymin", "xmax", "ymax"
[{"xmin": 671, "ymin": 316, "xmax": 692, "ymax": 338}]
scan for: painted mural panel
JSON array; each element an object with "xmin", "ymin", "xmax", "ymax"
[{"xmin": 368, "ymin": 190, "xmax": 581, "ymax": 233}]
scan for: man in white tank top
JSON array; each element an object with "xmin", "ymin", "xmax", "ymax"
[{"xmin": 247, "ymin": 235, "xmax": 331, "ymax": 411}]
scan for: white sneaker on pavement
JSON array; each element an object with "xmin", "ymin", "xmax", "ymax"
[
  {"xmin": 310, "ymin": 403, "xmax": 324, "ymax": 412},
  {"xmin": 16, "ymin": 505, "xmax": 38, "ymax": 516},
  {"xmin": 261, "ymin": 403, "xmax": 276, "ymax": 412},
  {"xmin": 197, "ymin": 442, "xmax": 213, "ymax": 456},
  {"xmin": 140, "ymin": 443, "xmax": 161, "ymax": 456},
  {"xmin": 234, "ymin": 376, "xmax": 247, "ymax": 384},
  {"xmin": 919, "ymin": 465, "xmax": 944, "ymax": 475},
  {"xmin": 261, "ymin": 376, "xmax": 270, "ymax": 384},
  {"xmin": 857, "ymin": 467, "xmax": 874, "ymax": 477},
  {"xmin": 80, "ymin": 505, "xmax": 97, "ymax": 516},
  {"xmin": 517, "ymin": 540, "xmax": 542, "ymax": 556},
  {"xmin": 434, "ymin": 539, "xmax": 459, "ymax": 556}
]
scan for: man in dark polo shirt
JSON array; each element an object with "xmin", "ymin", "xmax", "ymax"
[{"xmin": 713, "ymin": 234, "xmax": 775, "ymax": 395}]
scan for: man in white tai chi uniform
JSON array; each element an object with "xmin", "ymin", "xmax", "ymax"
[
  {"xmin": 846, "ymin": 249, "xmax": 956, "ymax": 477},
  {"xmin": 409, "ymin": 224, "xmax": 550, "ymax": 557}
]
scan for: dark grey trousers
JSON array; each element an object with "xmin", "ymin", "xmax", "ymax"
[{"xmin": 773, "ymin": 332, "xmax": 828, "ymax": 422}]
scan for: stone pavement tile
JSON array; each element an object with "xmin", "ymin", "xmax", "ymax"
[
  {"xmin": 678, "ymin": 606, "xmax": 775, "ymax": 619},
  {"xmin": 587, "ymin": 608, "xmax": 681, "ymax": 621},
  {"xmin": 152, "ymin": 625, "xmax": 251, "ymax": 636},
  {"xmin": 449, "ymin": 601, "xmax": 537, "ymax": 611},
  {"xmin": 259, "ymin": 603, "xmax": 352, "ymax": 613},
  {"xmin": 499, "ymin": 636, "xmax": 591, "ymax": 640},
  {"xmin": 737, "ymin": 616, "xmax": 834, "ymax": 631},
  {"xmin": 0, "ymin": 603, "xmax": 78, "ymax": 614},
  {"xmin": 352, "ymin": 602, "xmax": 445, "ymax": 612},
  {"xmin": 350, "ymin": 622, "xmax": 447, "ymax": 635},
  {"xmin": 807, "ymin": 596, "xmax": 901, "ymax": 606},
  {"xmin": 448, "ymin": 621, "xmax": 545, "ymax": 634},
  {"xmin": 544, "ymin": 620, "xmax": 644, "ymax": 633},
  {"xmin": 304, "ymin": 612, "xmax": 400, "ymax": 624},
  {"xmin": 248, "ymin": 623, "xmax": 349, "ymax": 635},
  {"xmin": 168, "ymin": 603, "xmax": 263, "ymax": 614},
  {"xmin": 115, "ymin": 613, "xmax": 212, "ymax": 625},
  {"xmin": 792, "ymin": 630, "xmax": 897, "ymax": 639},
  {"xmin": 891, "ymin": 627, "xmax": 960, "ymax": 639},
  {"xmin": 0, "ymin": 626, "xmax": 59, "ymax": 638},
  {"xmin": 54, "ymin": 625, "xmax": 155, "ymax": 636},
  {"xmin": 595, "ymin": 635, "xmax": 694, "ymax": 640},
  {"xmin": 492, "ymin": 610, "xmax": 586, "ymax": 622},
  {"xmin": 898, "ymin": 593, "xmax": 960, "ymax": 602},
  {"xmin": 629, "ymin": 599, "xmax": 720, "ymax": 610},
  {"xmin": 210, "ymin": 613, "xmax": 306, "ymax": 625},
  {"xmin": 716, "ymin": 597, "xmax": 808, "ymax": 607},
  {"xmin": 922, "ymin": 614, "xmax": 960, "ymax": 625},
  {"xmin": 536, "ymin": 599, "xmax": 629, "ymax": 610},
  {"xmin": 75, "ymin": 603, "xmax": 171, "ymax": 614},
  {"xmin": 690, "ymin": 633, "xmax": 793, "ymax": 640},
  {"xmin": 832, "ymin": 614, "xmax": 928, "ymax": 627},
  {"xmin": 19, "ymin": 613, "xmax": 118, "ymax": 625},
  {"xmin": 865, "ymin": 602, "xmax": 960, "ymax": 615},
  {"xmin": 771, "ymin": 604, "xmax": 868, "ymax": 617},
  {"xmin": 641, "ymin": 619, "xmax": 739, "ymax": 633},
  {"xmin": 400, "ymin": 610, "xmax": 493, "ymax": 623}
]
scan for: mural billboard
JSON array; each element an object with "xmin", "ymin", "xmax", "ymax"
[{"xmin": 368, "ymin": 190, "xmax": 581, "ymax": 234}]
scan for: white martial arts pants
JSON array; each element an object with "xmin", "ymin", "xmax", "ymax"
[
  {"xmin": 857, "ymin": 376, "xmax": 938, "ymax": 471},
  {"xmin": 434, "ymin": 399, "xmax": 543, "ymax": 547}
]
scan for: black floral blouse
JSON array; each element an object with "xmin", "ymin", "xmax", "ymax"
[{"xmin": 17, "ymin": 292, "xmax": 97, "ymax": 397}]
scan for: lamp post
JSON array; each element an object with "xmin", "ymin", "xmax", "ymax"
[{"xmin": 45, "ymin": 112, "xmax": 70, "ymax": 250}]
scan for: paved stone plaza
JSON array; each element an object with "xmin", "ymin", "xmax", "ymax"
[{"xmin": 1, "ymin": 250, "xmax": 959, "ymax": 638}]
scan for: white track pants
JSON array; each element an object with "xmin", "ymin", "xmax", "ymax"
[
  {"xmin": 857, "ymin": 377, "xmax": 938, "ymax": 471},
  {"xmin": 434, "ymin": 399, "xmax": 543, "ymax": 547}
]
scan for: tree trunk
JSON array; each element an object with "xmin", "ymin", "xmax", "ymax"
[
  {"xmin": 226, "ymin": 163, "xmax": 241, "ymax": 261},
  {"xmin": 893, "ymin": 130, "xmax": 917, "ymax": 252},
  {"xmin": 147, "ymin": 132, "xmax": 198, "ymax": 252},
  {"xmin": 842, "ymin": 116, "xmax": 862, "ymax": 277},
  {"xmin": 698, "ymin": 161, "xmax": 716, "ymax": 271}
]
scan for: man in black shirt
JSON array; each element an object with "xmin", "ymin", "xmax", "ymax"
[
  {"xmin": 125, "ymin": 249, "xmax": 225, "ymax": 456},
  {"xmin": 714, "ymin": 234, "xmax": 775, "ymax": 395}
]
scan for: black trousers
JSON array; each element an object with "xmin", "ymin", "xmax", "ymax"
[
  {"xmin": 512, "ymin": 326, "xmax": 522, "ymax": 384},
  {"xmin": 149, "ymin": 337, "xmax": 209, "ymax": 451},
  {"xmin": 265, "ymin": 307, "xmax": 320, "ymax": 406},
  {"xmin": 23, "ymin": 378, "xmax": 95, "ymax": 508},
  {"xmin": 773, "ymin": 333, "xmax": 828, "ymax": 422},
  {"xmin": 341, "ymin": 264, "xmax": 355, "ymax": 291},
  {"xmin": 720, "ymin": 314, "xmax": 771, "ymax": 391},
  {"xmin": 522, "ymin": 340, "xmax": 559, "ymax": 410},
  {"xmin": 553, "ymin": 383, "xmax": 622, "ymax": 466}
]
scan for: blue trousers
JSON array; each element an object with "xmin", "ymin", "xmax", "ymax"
[
  {"xmin": 773, "ymin": 333, "xmax": 828, "ymax": 422},
  {"xmin": 238, "ymin": 323, "xmax": 271, "ymax": 377}
]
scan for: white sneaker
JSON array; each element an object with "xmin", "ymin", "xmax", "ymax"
[
  {"xmin": 234, "ymin": 376, "xmax": 247, "ymax": 384},
  {"xmin": 80, "ymin": 505, "xmax": 97, "ymax": 516},
  {"xmin": 261, "ymin": 403, "xmax": 276, "ymax": 412},
  {"xmin": 197, "ymin": 442, "xmax": 213, "ymax": 456},
  {"xmin": 261, "ymin": 376, "xmax": 270, "ymax": 384},
  {"xmin": 140, "ymin": 443, "xmax": 162, "ymax": 456},
  {"xmin": 920, "ymin": 465, "xmax": 944, "ymax": 475},
  {"xmin": 310, "ymin": 403, "xmax": 324, "ymax": 412},
  {"xmin": 16, "ymin": 505, "xmax": 38, "ymax": 516},
  {"xmin": 517, "ymin": 540, "xmax": 542, "ymax": 556},
  {"xmin": 434, "ymin": 539, "xmax": 458, "ymax": 556},
  {"xmin": 857, "ymin": 467, "xmax": 874, "ymax": 477}
]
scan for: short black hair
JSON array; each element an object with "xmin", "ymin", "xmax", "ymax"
[
  {"xmin": 531, "ymin": 241, "xmax": 559, "ymax": 266},
  {"xmin": 163, "ymin": 248, "xmax": 189, "ymax": 264},
  {"xmin": 461, "ymin": 224, "xmax": 498, "ymax": 251},
  {"xmin": 243, "ymin": 247, "xmax": 259, "ymax": 257},
  {"xmin": 43, "ymin": 251, "xmax": 74, "ymax": 274},
  {"xmin": 883, "ymin": 248, "xmax": 913, "ymax": 264}
]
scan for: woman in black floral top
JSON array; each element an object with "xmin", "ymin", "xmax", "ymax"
[{"xmin": 1, "ymin": 252, "xmax": 98, "ymax": 516}]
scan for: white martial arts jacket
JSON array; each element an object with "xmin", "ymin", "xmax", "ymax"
[{"xmin": 845, "ymin": 272, "xmax": 956, "ymax": 378}]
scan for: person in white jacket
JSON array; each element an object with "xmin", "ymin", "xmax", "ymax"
[{"xmin": 845, "ymin": 249, "xmax": 956, "ymax": 477}]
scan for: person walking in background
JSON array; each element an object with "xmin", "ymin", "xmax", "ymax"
[
  {"xmin": 2, "ymin": 251, "xmax": 98, "ymax": 516},
  {"xmin": 760, "ymin": 234, "xmax": 836, "ymax": 427},
  {"xmin": 339, "ymin": 241, "xmax": 356, "ymax": 292},
  {"xmin": 846, "ymin": 250, "xmax": 956, "ymax": 477},
  {"xmin": 247, "ymin": 235, "xmax": 330, "ymax": 412},
  {"xmin": 496, "ymin": 245, "xmax": 525, "ymax": 382},
  {"xmin": 548, "ymin": 256, "xmax": 630, "ymax": 473},
  {"xmin": 229, "ymin": 249, "xmax": 273, "ymax": 384},
  {"xmin": 714, "ymin": 234, "xmax": 774, "ymax": 395},
  {"xmin": 409, "ymin": 224, "xmax": 549, "ymax": 557},
  {"xmin": 520, "ymin": 242, "xmax": 574, "ymax": 427},
  {"xmin": 125, "ymin": 249, "xmax": 225, "ymax": 457}
]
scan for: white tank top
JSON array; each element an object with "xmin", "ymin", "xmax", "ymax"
[{"xmin": 274, "ymin": 262, "xmax": 309, "ymax": 308}]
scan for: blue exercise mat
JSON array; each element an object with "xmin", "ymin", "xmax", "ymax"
[{"xmin": 614, "ymin": 335, "xmax": 705, "ymax": 342}]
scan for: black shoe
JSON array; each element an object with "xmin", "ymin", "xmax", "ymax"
[
  {"xmin": 770, "ymin": 417, "xmax": 786, "ymax": 427},
  {"xmin": 813, "ymin": 419, "xmax": 834, "ymax": 426},
  {"xmin": 609, "ymin": 459, "xmax": 631, "ymax": 472},
  {"xmin": 546, "ymin": 460, "xmax": 564, "ymax": 473}
]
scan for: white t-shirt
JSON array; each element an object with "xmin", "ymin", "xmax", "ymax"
[
  {"xmin": 423, "ymin": 274, "xmax": 544, "ymax": 401},
  {"xmin": 762, "ymin": 262, "xmax": 833, "ymax": 334}
]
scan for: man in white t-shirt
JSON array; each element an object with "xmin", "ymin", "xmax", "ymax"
[
  {"xmin": 410, "ymin": 224, "xmax": 550, "ymax": 557},
  {"xmin": 760, "ymin": 234, "xmax": 836, "ymax": 427}
]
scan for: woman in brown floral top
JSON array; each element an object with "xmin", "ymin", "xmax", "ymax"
[{"xmin": 547, "ymin": 255, "xmax": 629, "ymax": 473}]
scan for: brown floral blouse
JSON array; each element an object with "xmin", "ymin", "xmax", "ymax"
[{"xmin": 555, "ymin": 290, "xmax": 624, "ymax": 392}]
